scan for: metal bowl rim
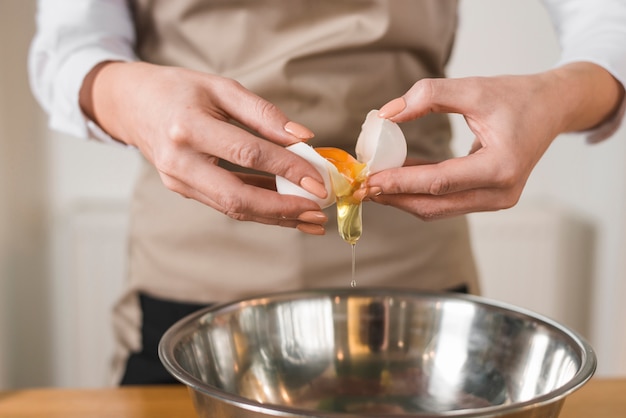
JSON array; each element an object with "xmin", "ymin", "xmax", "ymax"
[{"xmin": 158, "ymin": 287, "xmax": 596, "ymax": 417}]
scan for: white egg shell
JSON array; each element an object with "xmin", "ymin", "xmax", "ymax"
[
  {"xmin": 355, "ymin": 109, "xmax": 407, "ymax": 175},
  {"xmin": 275, "ymin": 142, "xmax": 337, "ymax": 208}
]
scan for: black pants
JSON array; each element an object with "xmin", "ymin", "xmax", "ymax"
[
  {"xmin": 119, "ymin": 286, "xmax": 469, "ymax": 385},
  {"xmin": 120, "ymin": 293, "xmax": 210, "ymax": 385}
]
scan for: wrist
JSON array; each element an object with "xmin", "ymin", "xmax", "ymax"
[
  {"xmin": 547, "ymin": 62, "xmax": 625, "ymax": 134},
  {"xmin": 78, "ymin": 60, "xmax": 145, "ymax": 146},
  {"xmin": 79, "ymin": 60, "xmax": 118, "ymax": 127}
]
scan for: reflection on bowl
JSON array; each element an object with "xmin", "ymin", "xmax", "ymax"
[{"xmin": 159, "ymin": 288, "xmax": 595, "ymax": 417}]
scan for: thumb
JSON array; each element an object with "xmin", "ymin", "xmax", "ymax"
[{"xmin": 378, "ymin": 78, "xmax": 478, "ymax": 123}]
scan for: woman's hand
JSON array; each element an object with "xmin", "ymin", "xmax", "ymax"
[
  {"xmin": 362, "ymin": 62, "xmax": 624, "ymax": 220},
  {"xmin": 79, "ymin": 61, "xmax": 329, "ymax": 234}
]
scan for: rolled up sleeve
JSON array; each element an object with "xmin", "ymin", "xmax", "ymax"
[
  {"xmin": 28, "ymin": 0, "xmax": 137, "ymax": 144},
  {"xmin": 543, "ymin": 0, "xmax": 626, "ymax": 142}
]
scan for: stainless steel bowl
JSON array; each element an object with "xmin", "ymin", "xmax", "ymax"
[{"xmin": 159, "ymin": 288, "xmax": 595, "ymax": 417}]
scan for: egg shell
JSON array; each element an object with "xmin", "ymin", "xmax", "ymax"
[
  {"xmin": 275, "ymin": 142, "xmax": 337, "ymax": 208},
  {"xmin": 355, "ymin": 109, "xmax": 407, "ymax": 174}
]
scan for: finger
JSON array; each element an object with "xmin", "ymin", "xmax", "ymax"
[
  {"xmin": 159, "ymin": 151, "xmax": 326, "ymax": 223},
  {"xmin": 163, "ymin": 171, "xmax": 327, "ymax": 233},
  {"xmin": 170, "ymin": 115, "xmax": 327, "ymax": 199},
  {"xmin": 231, "ymin": 176, "xmax": 333, "ymax": 226},
  {"xmin": 212, "ymin": 79, "xmax": 315, "ymax": 145},
  {"xmin": 372, "ymin": 186, "xmax": 521, "ymax": 221},
  {"xmin": 296, "ymin": 223, "xmax": 326, "ymax": 235},
  {"xmin": 378, "ymin": 78, "xmax": 481, "ymax": 123},
  {"xmin": 366, "ymin": 152, "xmax": 516, "ymax": 196}
]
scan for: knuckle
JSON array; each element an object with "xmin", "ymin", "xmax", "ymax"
[
  {"xmin": 255, "ymin": 99, "xmax": 280, "ymax": 121},
  {"xmin": 165, "ymin": 117, "xmax": 192, "ymax": 147},
  {"xmin": 496, "ymin": 191, "xmax": 521, "ymax": 210},
  {"xmin": 415, "ymin": 78, "xmax": 435, "ymax": 99},
  {"xmin": 159, "ymin": 175, "xmax": 177, "ymax": 192},
  {"xmin": 213, "ymin": 77, "xmax": 244, "ymax": 99},
  {"xmin": 159, "ymin": 175, "xmax": 188, "ymax": 198},
  {"xmin": 375, "ymin": 172, "xmax": 401, "ymax": 194},
  {"xmin": 156, "ymin": 114, "xmax": 198, "ymax": 175},
  {"xmin": 233, "ymin": 142, "xmax": 263, "ymax": 168},
  {"xmin": 216, "ymin": 193, "xmax": 248, "ymax": 221},
  {"xmin": 417, "ymin": 209, "xmax": 443, "ymax": 222},
  {"xmin": 428, "ymin": 176, "xmax": 451, "ymax": 195},
  {"xmin": 153, "ymin": 151, "xmax": 179, "ymax": 176},
  {"xmin": 225, "ymin": 211, "xmax": 248, "ymax": 222},
  {"xmin": 221, "ymin": 77, "xmax": 243, "ymax": 90},
  {"xmin": 491, "ymin": 175, "xmax": 522, "ymax": 210}
]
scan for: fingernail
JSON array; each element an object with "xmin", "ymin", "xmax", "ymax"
[
  {"xmin": 297, "ymin": 223, "xmax": 326, "ymax": 235},
  {"xmin": 300, "ymin": 176, "xmax": 328, "ymax": 199},
  {"xmin": 298, "ymin": 211, "xmax": 328, "ymax": 224},
  {"xmin": 378, "ymin": 98, "xmax": 406, "ymax": 119},
  {"xmin": 285, "ymin": 121, "xmax": 315, "ymax": 140}
]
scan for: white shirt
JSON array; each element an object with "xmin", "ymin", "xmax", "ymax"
[{"xmin": 28, "ymin": 0, "xmax": 626, "ymax": 145}]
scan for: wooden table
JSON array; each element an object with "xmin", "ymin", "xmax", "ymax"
[{"xmin": 0, "ymin": 378, "xmax": 623, "ymax": 417}]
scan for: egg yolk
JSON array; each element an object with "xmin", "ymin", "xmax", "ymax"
[{"xmin": 315, "ymin": 147, "xmax": 367, "ymax": 187}]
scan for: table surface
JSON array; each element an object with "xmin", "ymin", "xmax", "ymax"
[{"xmin": 0, "ymin": 378, "xmax": 624, "ymax": 417}]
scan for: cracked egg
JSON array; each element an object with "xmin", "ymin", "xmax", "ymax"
[{"xmin": 277, "ymin": 110, "xmax": 407, "ymax": 244}]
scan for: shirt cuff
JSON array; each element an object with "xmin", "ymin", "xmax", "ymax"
[{"xmin": 48, "ymin": 47, "xmax": 137, "ymax": 148}]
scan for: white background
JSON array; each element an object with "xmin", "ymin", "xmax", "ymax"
[{"xmin": 1, "ymin": 0, "xmax": 624, "ymax": 388}]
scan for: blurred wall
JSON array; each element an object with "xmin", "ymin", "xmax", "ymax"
[
  {"xmin": 0, "ymin": 0, "xmax": 624, "ymax": 388},
  {"xmin": 0, "ymin": 0, "xmax": 52, "ymax": 388}
]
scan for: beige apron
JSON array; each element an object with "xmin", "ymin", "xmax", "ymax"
[{"xmin": 111, "ymin": 0, "xmax": 478, "ymax": 383}]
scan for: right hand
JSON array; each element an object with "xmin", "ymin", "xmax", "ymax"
[{"xmin": 79, "ymin": 61, "xmax": 328, "ymax": 234}]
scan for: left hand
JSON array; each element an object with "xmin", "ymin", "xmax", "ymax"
[{"xmin": 361, "ymin": 63, "xmax": 624, "ymax": 220}]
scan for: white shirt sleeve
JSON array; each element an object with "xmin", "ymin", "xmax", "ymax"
[
  {"xmin": 542, "ymin": 0, "xmax": 626, "ymax": 142},
  {"xmin": 28, "ymin": 0, "xmax": 137, "ymax": 145}
]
